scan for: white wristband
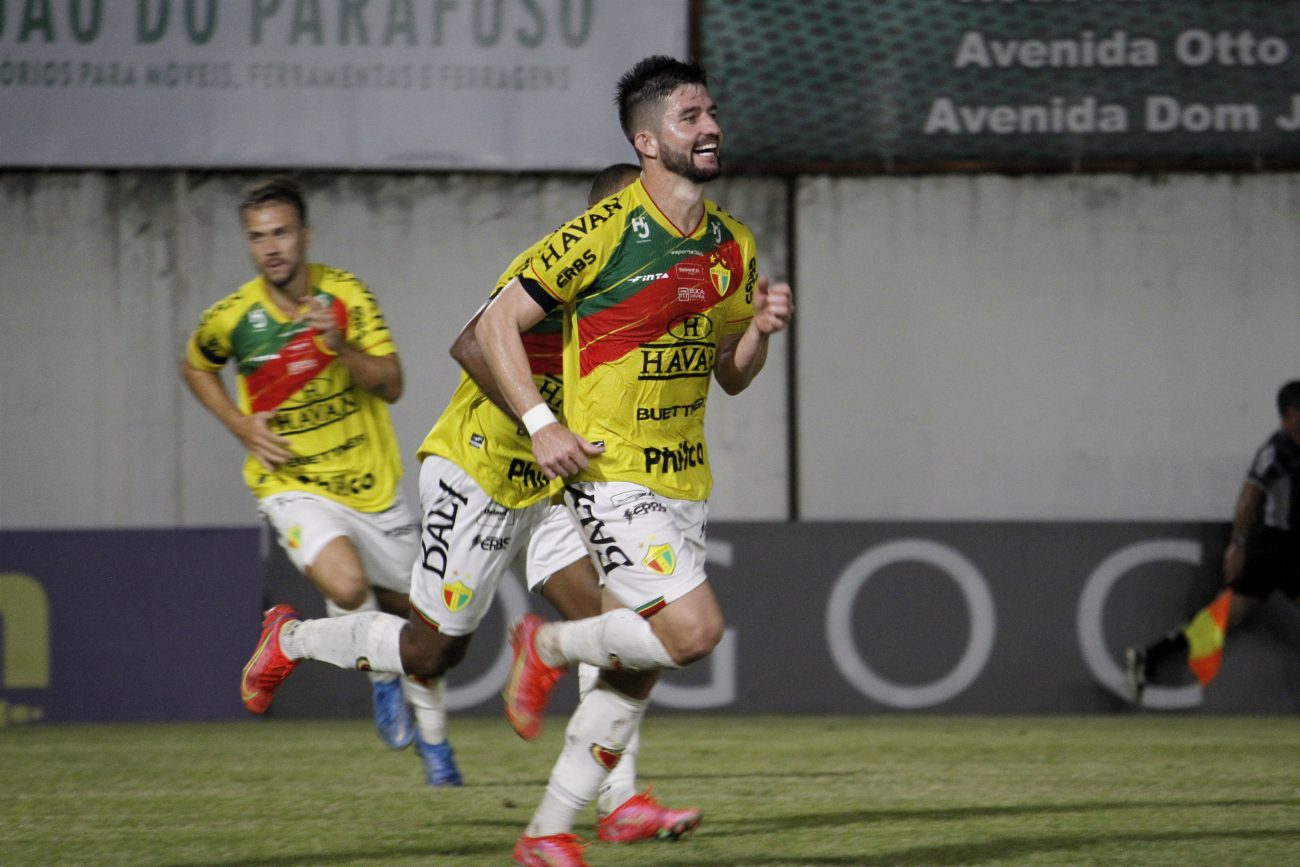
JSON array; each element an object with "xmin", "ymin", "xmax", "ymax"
[{"xmin": 521, "ymin": 403, "xmax": 558, "ymax": 436}]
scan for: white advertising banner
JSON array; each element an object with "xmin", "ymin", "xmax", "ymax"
[{"xmin": 0, "ymin": 0, "xmax": 687, "ymax": 169}]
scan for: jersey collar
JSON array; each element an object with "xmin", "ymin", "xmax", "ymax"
[{"xmin": 633, "ymin": 179, "xmax": 709, "ymax": 239}]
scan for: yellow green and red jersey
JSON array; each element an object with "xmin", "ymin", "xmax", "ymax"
[
  {"xmin": 186, "ymin": 263, "xmax": 403, "ymax": 512},
  {"xmin": 522, "ymin": 179, "xmax": 758, "ymax": 501},
  {"xmin": 416, "ymin": 241, "xmax": 566, "ymax": 510}
]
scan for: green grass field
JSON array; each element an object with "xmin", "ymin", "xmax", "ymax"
[{"xmin": 2, "ymin": 714, "xmax": 1298, "ymax": 866}]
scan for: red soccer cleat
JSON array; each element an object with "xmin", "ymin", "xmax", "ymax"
[
  {"xmin": 240, "ymin": 604, "xmax": 300, "ymax": 714},
  {"xmin": 512, "ymin": 833, "xmax": 588, "ymax": 866},
  {"xmin": 597, "ymin": 788, "xmax": 702, "ymax": 843},
  {"xmin": 502, "ymin": 613, "xmax": 567, "ymax": 741}
]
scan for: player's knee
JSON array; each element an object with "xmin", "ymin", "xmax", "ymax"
[
  {"xmin": 402, "ymin": 630, "xmax": 468, "ymax": 679},
  {"xmin": 601, "ymin": 608, "xmax": 677, "ymax": 670},
  {"xmin": 326, "ymin": 584, "xmax": 370, "ymax": 611},
  {"xmin": 403, "ymin": 647, "xmax": 452, "ymax": 680},
  {"xmin": 666, "ymin": 620, "xmax": 723, "ymax": 667},
  {"xmin": 311, "ymin": 561, "xmax": 370, "ymax": 610}
]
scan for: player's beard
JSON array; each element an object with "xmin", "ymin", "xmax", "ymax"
[
  {"xmin": 661, "ymin": 139, "xmax": 721, "ymax": 183},
  {"xmin": 262, "ymin": 259, "xmax": 301, "ymax": 290}
]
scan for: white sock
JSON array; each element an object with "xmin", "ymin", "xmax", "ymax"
[
  {"xmin": 540, "ymin": 609, "xmax": 678, "ymax": 671},
  {"xmin": 576, "ymin": 663, "xmax": 640, "ymax": 813},
  {"xmin": 403, "ymin": 676, "xmax": 448, "ymax": 744},
  {"xmin": 325, "ymin": 592, "xmax": 396, "ymax": 686},
  {"xmin": 280, "ymin": 611, "xmax": 406, "ymax": 674},
  {"xmin": 597, "ymin": 725, "xmax": 641, "ymax": 815},
  {"xmin": 577, "ymin": 662, "xmax": 600, "ymax": 699},
  {"xmin": 526, "ymin": 684, "xmax": 647, "ymax": 837}
]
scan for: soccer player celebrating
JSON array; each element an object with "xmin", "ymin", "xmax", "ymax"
[
  {"xmin": 237, "ymin": 166, "xmax": 703, "ymax": 831},
  {"xmin": 476, "ymin": 56, "xmax": 793, "ymax": 866},
  {"xmin": 181, "ymin": 177, "xmax": 456, "ymax": 784}
]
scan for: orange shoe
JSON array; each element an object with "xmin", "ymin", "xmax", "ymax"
[
  {"xmin": 240, "ymin": 604, "xmax": 300, "ymax": 714},
  {"xmin": 502, "ymin": 614, "xmax": 567, "ymax": 741},
  {"xmin": 597, "ymin": 788, "xmax": 702, "ymax": 843},
  {"xmin": 512, "ymin": 833, "xmax": 587, "ymax": 866}
]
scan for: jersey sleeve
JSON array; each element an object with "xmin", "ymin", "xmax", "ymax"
[
  {"xmin": 328, "ymin": 270, "xmax": 396, "ymax": 357},
  {"xmin": 523, "ymin": 201, "xmax": 623, "ymax": 305},
  {"xmin": 1245, "ymin": 437, "xmax": 1280, "ymax": 488},
  {"xmin": 496, "ymin": 239, "xmax": 562, "ymax": 314},
  {"xmin": 493, "ymin": 243, "xmax": 540, "ymax": 299},
  {"xmin": 720, "ymin": 227, "xmax": 759, "ymax": 336},
  {"xmin": 185, "ymin": 299, "xmax": 234, "ymax": 372}
]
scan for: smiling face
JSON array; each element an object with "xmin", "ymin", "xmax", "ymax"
[
  {"xmin": 242, "ymin": 201, "xmax": 311, "ymax": 293},
  {"xmin": 645, "ymin": 83, "xmax": 722, "ymax": 183}
]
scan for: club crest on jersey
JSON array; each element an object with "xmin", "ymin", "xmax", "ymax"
[
  {"xmin": 643, "ymin": 543, "xmax": 676, "ymax": 575},
  {"xmin": 590, "ymin": 743, "xmax": 624, "ymax": 771},
  {"xmin": 710, "ymin": 262, "xmax": 732, "ymax": 296},
  {"xmin": 443, "ymin": 580, "xmax": 473, "ymax": 612}
]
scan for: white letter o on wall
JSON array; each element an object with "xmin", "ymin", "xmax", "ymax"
[
  {"xmin": 1076, "ymin": 538, "xmax": 1203, "ymax": 710},
  {"xmin": 826, "ymin": 539, "xmax": 996, "ymax": 709}
]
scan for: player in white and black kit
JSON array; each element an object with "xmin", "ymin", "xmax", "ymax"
[{"xmin": 1125, "ymin": 380, "xmax": 1300, "ymax": 703}]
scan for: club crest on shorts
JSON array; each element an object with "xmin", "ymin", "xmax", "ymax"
[
  {"xmin": 643, "ymin": 543, "xmax": 676, "ymax": 575},
  {"xmin": 287, "ymin": 524, "xmax": 302, "ymax": 550},
  {"xmin": 443, "ymin": 580, "xmax": 473, "ymax": 612},
  {"xmin": 590, "ymin": 743, "xmax": 624, "ymax": 771}
]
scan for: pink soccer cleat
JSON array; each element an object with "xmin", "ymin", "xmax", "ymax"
[
  {"xmin": 597, "ymin": 788, "xmax": 702, "ymax": 843},
  {"xmin": 512, "ymin": 833, "xmax": 588, "ymax": 866},
  {"xmin": 502, "ymin": 613, "xmax": 568, "ymax": 741},
  {"xmin": 240, "ymin": 604, "xmax": 300, "ymax": 714}
]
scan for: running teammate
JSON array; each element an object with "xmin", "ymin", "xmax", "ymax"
[{"xmin": 182, "ymin": 177, "xmax": 451, "ymax": 784}]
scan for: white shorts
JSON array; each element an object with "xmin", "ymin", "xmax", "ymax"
[
  {"xmin": 524, "ymin": 504, "xmax": 592, "ymax": 592},
  {"xmin": 562, "ymin": 481, "xmax": 708, "ymax": 617},
  {"xmin": 258, "ymin": 490, "xmax": 418, "ymax": 593},
  {"xmin": 409, "ymin": 455, "xmax": 552, "ymax": 636}
]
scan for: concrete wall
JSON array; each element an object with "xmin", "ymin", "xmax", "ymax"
[
  {"xmin": 0, "ymin": 172, "xmax": 789, "ymax": 527},
  {"xmin": 797, "ymin": 173, "xmax": 1300, "ymax": 520},
  {"xmin": 2, "ymin": 171, "xmax": 1296, "ymax": 529}
]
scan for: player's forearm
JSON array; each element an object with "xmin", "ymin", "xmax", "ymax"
[
  {"xmin": 1229, "ymin": 484, "xmax": 1264, "ymax": 545},
  {"xmin": 451, "ymin": 307, "xmax": 517, "ymax": 420},
  {"xmin": 337, "ymin": 348, "xmax": 403, "ymax": 403},
  {"xmin": 180, "ymin": 361, "xmax": 247, "ymax": 434},
  {"xmin": 475, "ymin": 302, "xmax": 547, "ymax": 420},
  {"xmin": 714, "ymin": 326, "xmax": 770, "ymax": 395}
]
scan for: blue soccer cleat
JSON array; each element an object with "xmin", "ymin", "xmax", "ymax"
[
  {"xmin": 371, "ymin": 677, "xmax": 415, "ymax": 749},
  {"xmin": 416, "ymin": 736, "xmax": 464, "ymax": 787}
]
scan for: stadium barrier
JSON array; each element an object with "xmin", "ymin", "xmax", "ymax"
[{"xmin": 3, "ymin": 522, "xmax": 1299, "ymax": 725}]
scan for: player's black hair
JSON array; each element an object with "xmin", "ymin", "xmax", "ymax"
[
  {"xmin": 587, "ymin": 163, "xmax": 640, "ymax": 205},
  {"xmin": 615, "ymin": 55, "xmax": 709, "ymax": 143},
  {"xmin": 1277, "ymin": 380, "xmax": 1300, "ymax": 415},
  {"xmin": 240, "ymin": 176, "xmax": 309, "ymax": 226}
]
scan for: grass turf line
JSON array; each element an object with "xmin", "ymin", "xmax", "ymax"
[{"xmin": 2, "ymin": 715, "xmax": 1298, "ymax": 866}]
